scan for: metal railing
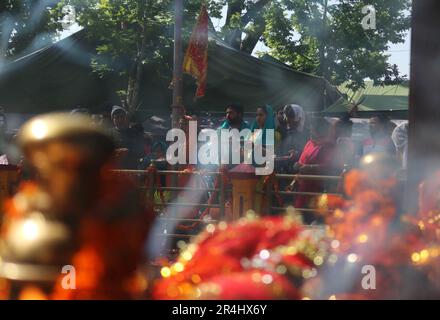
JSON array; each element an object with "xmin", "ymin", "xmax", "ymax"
[{"xmin": 112, "ymin": 167, "xmax": 344, "ymax": 240}]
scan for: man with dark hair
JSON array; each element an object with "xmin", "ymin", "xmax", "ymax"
[
  {"xmin": 363, "ymin": 114, "xmax": 396, "ymax": 157},
  {"xmin": 215, "ymin": 104, "xmax": 250, "ymax": 168},
  {"xmin": 218, "ymin": 104, "xmax": 249, "ymax": 131},
  {"xmin": 110, "ymin": 106, "xmax": 145, "ymax": 169}
]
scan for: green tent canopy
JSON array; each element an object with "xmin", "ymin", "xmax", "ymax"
[
  {"xmin": 191, "ymin": 39, "xmax": 340, "ymax": 113},
  {"xmin": 0, "ymin": 29, "xmax": 340, "ymax": 116},
  {"xmin": 322, "ymin": 81, "xmax": 409, "ymax": 119}
]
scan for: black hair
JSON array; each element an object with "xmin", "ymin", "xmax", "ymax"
[
  {"xmin": 339, "ymin": 114, "xmax": 353, "ymax": 129},
  {"xmin": 341, "ymin": 113, "xmax": 352, "ymax": 124},
  {"xmin": 152, "ymin": 141, "xmax": 167, "ymax": 152},
  {"xmin": 335, "ymin": 115, "xmax": 353, "ymax": 138},
  {"xmin": 226, "ymin": 104, "xmax": 244, "ymax": 115},
  {"xmin": 257, "ymin": 105, "xmax": 268, "ymax": 114},
  {"xmin": 374, "ymin": 114, "xmax": 391, "ymax": 125},
  {"xmin": 311, "ymin": 117, "xmax": 330, "ymax": 137}
]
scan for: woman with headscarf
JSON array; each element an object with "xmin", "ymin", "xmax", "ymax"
[
  {"xmin": 278, "ymin": 104, "xmax": 308, "ymax": 160},
  {"xmin": 284, "ymin": 104, "xmax": 306, "ymax": 132},
  {"xmin": 247, "ymin": 105, "xmax": 279, "ymax": 213},
  {"xmin": 248, "ymin": 105, "xmax": 280, "ymax": 159}
]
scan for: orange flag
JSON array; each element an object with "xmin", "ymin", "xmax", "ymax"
[{"xmin": 183, "ymin": 4, "xmax": 209, "ymax": 98}]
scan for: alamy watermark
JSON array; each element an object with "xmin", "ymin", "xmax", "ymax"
[
  {"xmin": 361, "ymin": 5, "xmax": 376, "ymax": 30},
  {"xmin": 361, "ymin": 265, "xmax": 376, "ymax": 290},
  {"xmin": 166, "ymin": 121, "xmax": 275, "ymax": 175},
  {"xmin": 61, "ymin": 265, "xmax": 76, "ymax": 290},
  {"xmin": 60, "ymin": 5, "xmax": 76, "ymax": 29}
]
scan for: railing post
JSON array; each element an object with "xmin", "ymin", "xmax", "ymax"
[
  {"xmin": 145, "ymin": 161, "xmax": 157, "ymax": 210},
  {"xmin": 265, "ymin": 175, "xmax": 273, "ymax": 215},
  {"xmin": 218, "ymin": 166, "xmax": 228, "ymax": 220}
]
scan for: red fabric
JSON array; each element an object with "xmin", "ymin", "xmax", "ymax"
[
  {"xmin": 52, "ymin": 172, "xmax": 153, "ymax": 299},
  {"xmin": 202, "ymin": 271, "xmax": 300, "ymax": 300},
  {"xmin": 153, "ymin": 217, "xmax": 311, "ymax": 300},
  {"xmin": 296, "ymin": 140, "xmax": 335, "ymax": 208},
  {"xmin": 183, "ymin": 5, "xmax": 209, "ymax": 98},
  {"xmin": 298, "ymin": 140, "xmax": 334, "ymax": 166}
]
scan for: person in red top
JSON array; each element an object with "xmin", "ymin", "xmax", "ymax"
[{"xmin": 288, "ymin": 118, "xmax": 336, "ymax": 220}]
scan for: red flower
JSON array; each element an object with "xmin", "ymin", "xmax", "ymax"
[{"xmin": 153, "ymin": 216, "xmax": 318, "ymax": 300}]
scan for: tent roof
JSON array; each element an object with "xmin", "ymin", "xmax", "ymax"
[
  {"xmin": 0, "ymin": 29, "xmax": 340, "ymax": 116},
  {"xmin": 192, "ymin": 38, "xmax": 340, "ymax": 113},
  {"xmin": 322, "ymin": 81, "xmax": 409, "ymax": 118},
  {"xmin": 0, "ymin": 30, "xmax": 112, "ymax": 114}
]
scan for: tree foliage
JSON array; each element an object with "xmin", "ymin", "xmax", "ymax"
[
  {"xmin": 16, "ymin": 0, "xmax": 410, "ymax": 110},
  {"xmin": 211, "ymin": 0, "xmax": 410, "ymax": 91},
  {"xmin": 0, "ymin": 0, "xmax": 61, "ymax": 60},
  {"xmin": 261, "ymin": 0, "xmax": 411, "ymax": 90},
  {"xmin": 52, "ymin": 0, "xmax": 224, "ymax": 111}
]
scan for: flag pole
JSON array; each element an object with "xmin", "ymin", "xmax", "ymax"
[
  {"xmin": 169, "ymin": 0, "xmax": 184, "ymax": 219},
  {"xmin": 172, "ymin": 0, "xmax": 184, "ymax": 129}
]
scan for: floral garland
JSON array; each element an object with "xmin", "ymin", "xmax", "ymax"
[
  {"xmin": 152, "ymin": 213, "xmax": 329, "ymax": 299},
  {"xmin": 314, "ymin": 169, "xmax": 440, "ymax": 299}
]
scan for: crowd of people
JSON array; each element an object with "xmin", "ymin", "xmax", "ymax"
[
  {"xmin": 206, "ymin": 103, "xmax": 406, "ymax": 217},
  {"xmin": 216, "ymin": 103, "xmax": 404, "ymax": 169},
  {"xmin": 0, "ymin": 103, "xmax": 408, "ymax": 214},
  {"xmin": 0, "ymin": 107, "xmax": 435, "ymax": 301}
]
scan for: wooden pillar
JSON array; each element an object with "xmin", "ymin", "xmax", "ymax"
[
  {"xmin": 229, "ymin": 164, "xmax": 259, "ymax": 220},
  {"xmin": 407, "ymin": 0, "xmax": 440, "ymax": 212}
]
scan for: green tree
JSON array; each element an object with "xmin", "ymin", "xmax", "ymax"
[
  {"xmin": 203, "ymin": 0, "xmax": 411, "ymax": 90},
  {"xmin": 219, "ymin": 0, "xmax": 272, "ymax": 53},
  {"xmin": 0, "ymin": 0, "xmax": 61, "ymax": 61},
  {"xmin": 49, "ymin": 0, "xmax": 410, "ymax": 112},
  {"xmin": 262, "ymin": 0, "xmax": 411, "ymax": 90},
  {"xmin": 53, "ymin": 0, "xmax": 223, "ymax": 114}
]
